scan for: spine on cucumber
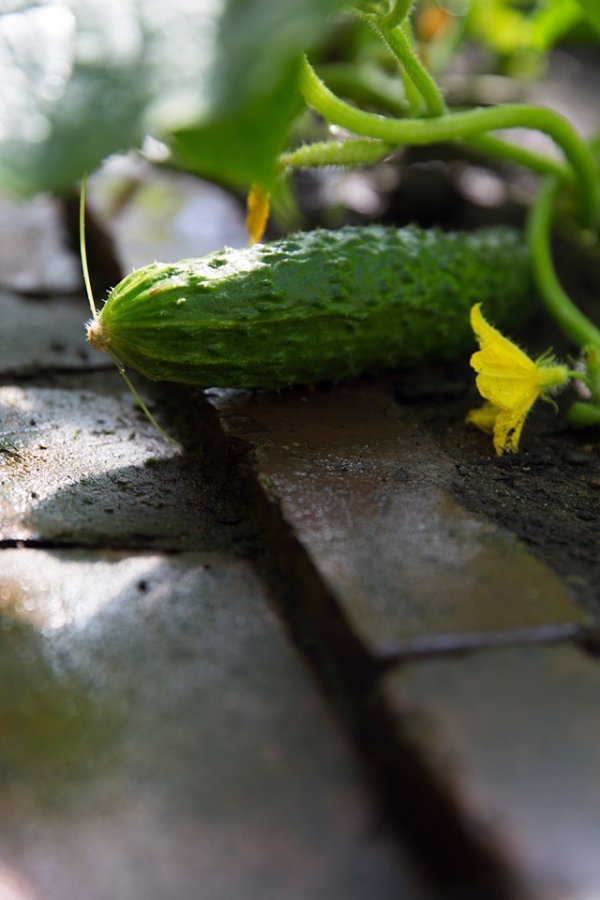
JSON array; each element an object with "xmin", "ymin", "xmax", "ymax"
[{"xmin": 87, "ymin": 225, "xmax": 534, "ymax": 389}]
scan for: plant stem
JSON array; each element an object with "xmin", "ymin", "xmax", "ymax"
[
  {"xmin": 79, "ymin": 174, "xmax": 98, "ymax": 321},
  {"xmin": 280, "ymin": 129, "xmax": 570, "ymax": 186},
  {"xmin": 382, "ymin": 0, "xmax": 413, "ymax": 30},
  {"xmin": 279, "ymin": 139, "xmax": 392, "ymax": 170},
  {"xmin": 355, "ymin": 11, "xmax": 570, "ymax": 183},
  {"xmin": 384, "ymin": 23, "xmax": 447, "ymax": 115},
  {"xmin": 465, "ymin": 133, "xmax": 575, "ymax": 185},
  {"xmin": 315, "ymin": 62, "xmax": 408, "ymax": 117},
  {"xmin": 357, "ymin": 11, "xmax": 447, "ymax": 116},
  {"xmin": 299, "ymin": 56, "xmax": 598, "ymax": 224},
  {"xmin": 398, "ymin": 64, "xmax": 423, "ymax": 116},
  {"xmin": 527, "ymin": 176, "xmax": 600, "ymax": 349}
]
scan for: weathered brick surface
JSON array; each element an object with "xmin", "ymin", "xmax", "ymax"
[
  {"xmin": 0, "ymin": 194, "xmax": 81, "ymax": 295},
  {"xmin": 381, "ymin": 643, "xmax": 600, "ymax": 900},
  {"xmin": 208, "ymin": 380, "xmax": 586, "ymax": 659},
  {"xmin": 0, "ymin": 374, "xmax": 250, "ymax": 551},
  {"xmin": 0, "ymin": 549, "xmax": 417, "ymax": 900},
  {"xmin": 1, "ymin": 288, "xmax": 100, "ymax": 376}
]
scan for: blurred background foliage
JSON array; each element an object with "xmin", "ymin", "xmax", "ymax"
[{"xmin": 0, "ymin": 0, "xmax": 598, "ymax": 199}]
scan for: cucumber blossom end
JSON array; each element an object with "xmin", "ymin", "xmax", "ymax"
[{"xmin": 86, "ymin": 317, "xmax": 109, "ymax": 353}]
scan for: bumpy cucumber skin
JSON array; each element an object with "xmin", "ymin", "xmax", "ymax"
[{"xmin": 98, "ymin": 225, "xmax": 534, "ymax": 389}]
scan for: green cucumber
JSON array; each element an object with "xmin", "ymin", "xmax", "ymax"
[{"xmin": 87, "ymin": 224, "xmax": 534, "ymax": 389}]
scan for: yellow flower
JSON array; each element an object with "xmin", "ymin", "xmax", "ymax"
[
  {"xmin": 467, "ymin": 303, "xmax": 569, "ymax": 455},
  {"xmin": 465, "ymin": 401, "xmax": 499, "ymax": 434}
]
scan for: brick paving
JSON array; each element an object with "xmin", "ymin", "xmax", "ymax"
[
  {"xmin": 1, "ymin": 174, "xmax": 599, "ymax": 899},
  {"xmin": 210, "ymin": 383, "xmax": 586, "ymax": 659},
  {"xmin": 0, "ymin": 549, "xmax": 411, "ymax": 900},
  {"xmin": 382, "ymin": 644, "xmax": 600, "ymax": 900}
]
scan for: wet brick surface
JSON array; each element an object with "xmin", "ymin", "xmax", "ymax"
[
  {"xmin": 381, "ymin": 642, "xmax": 600, "ymax": 900},
  {"xmin": 208, "ymin": 380, "xmax": 586, "ymax": 660},
  {"xmin": 0, "ymin": 549, "xmax": 416, "ymax": 900},
  {"xmin": 0, "ymin": 373, "xmax": 250, "ymax": 552}
]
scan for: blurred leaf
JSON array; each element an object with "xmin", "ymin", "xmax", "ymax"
[
  {"xmin": 210, "ymin": 0, "xmax": 346, "ymax": 113},
  {"xmin": 465, "ymin": 0, "xmax": 533, "ymax": 55},
  {"xmin": 0, "ymin": 0, "xmax": 346, "ymax": 197},
  {"xmin": 0, "ymin": 1, "xmax": 148, "ymax": 196},
  {"xmin": 171, "ymin": 62, "xmax": 302, "ymax": 188},
  {"xmin": 575, "ymin": 0, "xmax": 600, "ymax": 36},
  {"xmin": 464, "ymin": 0, "xmax": 591, "ymax": 56},
  {"xmin": 530, "ymin": 0, "xmax": 583, "ymax": 51},
  {"xmin": 171, "ymin": 0, "xmax": 348, "ymax": 187}
]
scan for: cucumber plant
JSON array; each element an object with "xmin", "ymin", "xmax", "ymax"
[{"xmin": 79, "ymin": 0, "xmax": 600, "ymax": 451}]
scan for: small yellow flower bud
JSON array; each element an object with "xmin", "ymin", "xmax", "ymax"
[{"xmin": 246, "ymin": 183, "xmax": 270, "ymax": 245}]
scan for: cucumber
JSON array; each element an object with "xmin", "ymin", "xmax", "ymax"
[{"xmin": 87, "ymin": 224, "xmax": 534, "ymax": 389}]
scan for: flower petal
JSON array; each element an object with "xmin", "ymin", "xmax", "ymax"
[
  {"xmin": 493, "ymin": 394, "xmax": 538, "ymax": 454},
  {"xmin": 470, "ymin": 303, "xmax": 540, "ymax": 411},
  {"xmin": 470, "ymin": 304, "xmax": 535, "ymax": 372},
  {"xmin": 465, "ymin": 402, "xmax": 498, "ymax": 434},
  {"xmin": 468, "ymin": 304, "xmax": 570, "ymax": 455},
  {"xmin": 474, "ymin": 369, "xmax": 538, "ymax": 412}
]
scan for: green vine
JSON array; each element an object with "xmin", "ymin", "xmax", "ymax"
[
  {"xmin": 277, "ymin": 2, "xmax": 600, "ymax": 435},
  {"xmin": 527, "ymin": 177, "xmax": 600, "ymax": 349},
  {"xmin": 381, "ymin": 0, "xmax": 414, "ymax": 31},
  {"xmin": 358, "ymin": 13, "xmax": 447, "ymax": 116},
  {"xmin": 298, "ymin": 56, "xmax": 597, "ymax": 225}
]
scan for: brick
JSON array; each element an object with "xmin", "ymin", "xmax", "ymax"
[
  {"xmin": 1, "ymin": 288, "xmax": 99, "ymax": 376},
  {"xmin": 0, "ymin": 374, "xmax": 249, "ymax": 552},
  {"xmin": 0, "ymin": 548, "xmax": 418, "ymax": 900},
  {"xmin": 382, "ymin": 643, "xmax": 600, "ymax": 899},
  {"xmin": 0, "ymin": 194, "xmax": 81, "ymax": 295},
  {"xmin": 208, "ymin": 380, "xmax": 586, "ymax": 659}
]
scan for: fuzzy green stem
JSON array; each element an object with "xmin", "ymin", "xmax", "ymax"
[
  {"xmin": 357, "ymin": 11, "xmax": 446, "ymax": 116},
  {"xmin": 383, "ymin": 23, "xmax": 447, "ymax": 115},
  {"xmin": 299, "ymin": 56, "xmax": 597, "ymax": 224},
  {"xmin": 382, "ymin": 0, "xmax": 413, "ymax": 29},
  {"xmin": 279, "ymin": 139, "xmax": 392, "ymax": 170},
  {"xmin": 280, "ymin": 131, "xmax": 570, "ymax": 186},
  {"xmin": 315, "ymin": 62, "xmax": 408, "ymax": 116},
  {"xmin": 398, "ymin": 64, "xmax": 422, "ymax": 116},
  {"xmin": 527, "ymin": 177, "xmax": 600, "ymax": 348}
]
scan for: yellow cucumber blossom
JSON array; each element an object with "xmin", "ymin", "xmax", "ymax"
[{"xmin": 467, "ymin": 303, "xmax": 570, "ymax": 455}]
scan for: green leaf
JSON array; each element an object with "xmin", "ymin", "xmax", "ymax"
[
  {"xmin": 170, "ymin": 0, "xmax": 348, "ymax": 187},
  {"xmin": 0, "ymin": 0, "xmax": 347, "ymax": 197},
  {"xmin": 465, "ymin": 0, "xmax": 592, "ymax": 55},
  {"xmin": 171, "ymin": 61, "xmax": 303, "ymax": 189},
  {"xmin": 575, "ymin": 0, "xmax": 600, "ymax": 36},
  {"xmin": 530, "ymin": 0, "xmax": 583, "ymax": 51}
]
